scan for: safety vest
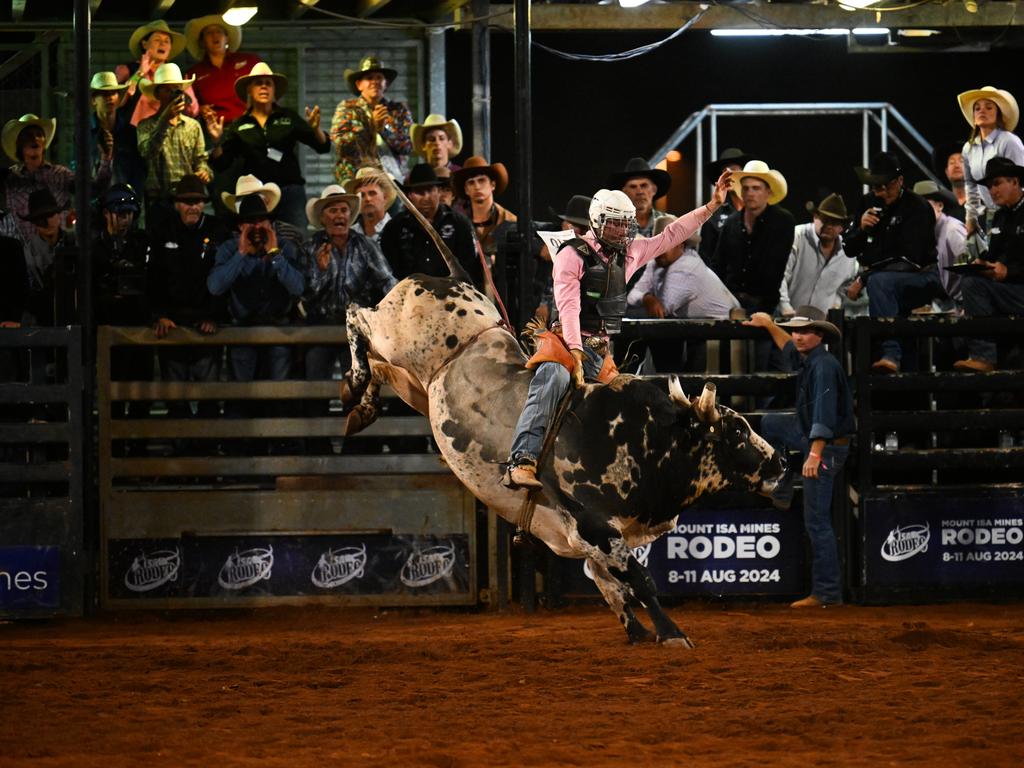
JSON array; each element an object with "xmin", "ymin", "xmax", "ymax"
[{"xmin": 557, "ymin": 237, "xmax": 628, "ymax": 335}]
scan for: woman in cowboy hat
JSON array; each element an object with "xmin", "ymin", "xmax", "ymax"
[
  {"xmin": 205, "ymin": 62, "xmax": 330, "ymax": 230},
  {"xmin": 329, "ymin": 56, "xmax": 413, "ymax": 186},
  {"xmin": 88, "ymin": 71, "xmax": 147, "ymax": 198},
  {"xmin": 957, "ymin": 86, "xmax": 1024, "ymax": 237},
  {"xmin": 1, "ymin": 113, "xmax": 73, "ymax": 242},
  {"xmin": 183, "ymin": 14, "xmax": 262, "ymax": 126},
  {"xmin": 124, "ymin": 20, "xmax": 198, "ymax": 127}
]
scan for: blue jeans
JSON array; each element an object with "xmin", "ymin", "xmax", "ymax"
[
  {"xmin": 510, "ymin": 345, "xmax": 604, "ymax": 462},
  {"xmin": 961, "ymin": 275, "xmax": 1024, "ymax": 364},
  {"xmin": 759, "ymin": 413, "xmax": 849, "ymax": 604},
  {"xmin": 867, "ymin": 269, "xmax": 944, "ymax": 364}
]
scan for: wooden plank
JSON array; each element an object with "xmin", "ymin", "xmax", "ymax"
[
  {"xmin": 871, "ymin": 447, "xmax": 1024, "ymax": 471},
  {"xmin": 0, "ymin": 383, "xmax": 72, "ymax": 404},
  {"xmin": 103, "ymin": 325, "xmax": 347, "ymax": 346},
  {"xmin": 868, "ymin": 371, "xmax": 1024, "ymax": 392},
  {"xmin": 0, "ymin": 423, "xmax": 70, "ymax": 443},
  {"xmin": 871, "ymin": 410, "xmax": 1024, "ymax": 431},
  {"xmin": 0, "ymin": 462, "xmax": 70, "ymax": 482},
  {"xmin": 109, "ymin": 380, "xmax": 342, "ymax": 400},
  {"xmin": 0, "ymin": 326, "xmax": 75, "ymax": 347},
  {"xmin": 110, "ymin": 453, "xmax": 450, "ymax": 477},
  {"xmin": 108, "ymin": 416, "xmax": 431, "ymax": 439}
]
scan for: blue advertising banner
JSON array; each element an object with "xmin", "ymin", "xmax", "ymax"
[
  {"xmin": 0, "ymin": 546, "xmax": 61, "ymax": 610},
  {"xmin": 863, "ymin": 492, "xmax": 1024, "ymax": 590},
  {"xmin": 108, "ymin": 533, "xmax": 471, "ymax": 600},
  {"xmin": 560, "ymin": 507, "xmax": 807, "ymax": 597}
]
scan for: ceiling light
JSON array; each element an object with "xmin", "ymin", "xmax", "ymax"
[
  {"xmin": 851, "ymin": 27, "xmax": 889, "ymax": 34},
  {"xmin": 898, "ymin": 29, "xmax": 940, "ymax": 37},
  {"xmin": 838, "ymin": 0, "xmax": 880, "ymax": 10},
  {"xmin": 619, "ymin": 0, "xmax": 652, "ymax": 7},
  {"xmin": 222, "ymin": 6, "xmax": 258, "ymax": 26},
  {"xmin": 710, "ymin": 28, "xmax": 888, "ymax": 37}
]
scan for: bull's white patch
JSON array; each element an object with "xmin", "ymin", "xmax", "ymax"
[
  {"xmin": 218, "ymin": 546, "xmax": 274, "ymax": 590},
  {"xmin": 600, "ymin": 443, "xmax": 641, "ymax": 498},
  {"xmin": 311, "ymin": 545, "xmax": 367, "ymax": 588},
  {"xmin": 400, "ymin": 544, "xmax": 456, "ymax": 587},
  {"xmin": 124, "ymin": 547, "xmax": 180, "ymax": 592},
  {"xmin": 881, "ymin": 523, "xmax": 930, "ymax": 562}
]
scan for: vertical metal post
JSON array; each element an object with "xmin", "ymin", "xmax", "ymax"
[
  {"xmin": 694, "ymin": 119, "xmax": 703, "ymax": 208},
  {"xmin": 427, "ymin": 27, "xmax": 447, "ymax": 117},
  {"xmin": 880, "ymin": 107, "xmax": 888, "ymax": 152},
  {"xmin": 862, "ymin": 109, "xmax": 870, "ymax": 194},
  {"xmin": 709, "ymin": 108, "xmax": 718, "ymax": 171},
  {"xmin": 471, "ymin": 0, "xmax": 491, "ymax": 160},
  {"xmin": 513, "ymin": 0, "xmax": 531, "ymax": 334}
]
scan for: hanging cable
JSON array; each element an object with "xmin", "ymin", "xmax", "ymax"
[{"xmin": 532, "ymin": 8, "xmax": 708, "ymax": 62}]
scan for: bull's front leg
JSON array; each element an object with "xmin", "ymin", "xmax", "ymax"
[
  {"xmin": 588, "ymin": 558, "xmax": 655, "ymax": 645},
  {"xmin": 341, "ymin": 305, "xmax": 373, "ymax": 410},
  {"xmin": 621, "ymin": 555, "xmax": 694, "ymax": 648}
]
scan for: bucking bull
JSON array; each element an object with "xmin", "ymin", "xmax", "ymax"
[{"xmin": 339, "ymin": 269, "xmax": 785, "ymax": 647}]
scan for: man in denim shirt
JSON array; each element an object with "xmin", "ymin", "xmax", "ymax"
[{"xmin": 745, "ymin": 306, "xmax": 855, "ymax": 608}]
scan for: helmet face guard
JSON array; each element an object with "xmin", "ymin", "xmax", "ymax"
[{"xmin": 589, "ymin": 189, "xmax": 638, "ymax": 250}]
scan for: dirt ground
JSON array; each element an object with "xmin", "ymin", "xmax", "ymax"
[{"xmin": 3, "ymin": 602, "xmax": 1024, "ymax": 767}]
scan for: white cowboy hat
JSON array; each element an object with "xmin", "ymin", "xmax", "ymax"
[
  {"xmin": 2, "ymin": 113, "xmax": 56, "ymax": 163},
  {"xmin": 411, "ymin": 114, "xmax": 463, "ymax": 157},
  {"xmin": 221, "ymin": 174, "xmax": 281, "ymax": 213},
  {"xmin": 184, "ymin": 15, "xmax": 242, "ymax": 61},
  {"xmin": 128, "ymin": 20, "xmax": 186, "ymax": 61},
  {"xmin": 139, "ymin": 63, "xmax": 195, "ymax": 100},
  {"xmin": 731, "ymin": 160, "xmax": 788, "ymax": 205},
  {"xmin": 89, "ymin": 71, "xmax": 128, "ymax": 93},
  {"xmin": 344, "ymin": 166, "xmax": 397, "ymax": 210},
  {"xmin": 234, "ymin": 62, "xmax": 287, "ymax": 103},
  {"xmin": 306, "ymin": 185, "xmax": 362, "ymax": 227},
  {"xmin": 957, "ymin": 86, "xmax": 1019, "ymax": 133}
]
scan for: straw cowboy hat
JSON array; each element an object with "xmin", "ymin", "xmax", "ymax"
[
  {"xmin": 234, "ymin": 62, "xmax": 287, "ymax": 103},
  {"xmin": 89, "ymin": 71, "xmax": 128, "ymax": 93},
  {"xmin": 139, "ymin": 63, "xmax": 195, "ymax": 100},
  {"xmin": 452, "ymin": 156, "xmax": 509, "ymax": 198},
  {"xmin": 912, "ymin": 181, "xmax": 959, "ymax": 210},
  {"xmin": 777, "ymin": 305, "xmax": 841, "ymax": 340},
  {"xmin": 706, "ymin": 147, "xmax": 755, "ymax": 182},
  {"xmin": 957, "ymin": 86, "xmax": 1019, "ymax": 132},
  {"xmin": 608, "ymin": 157, "xmax": 672, "ymax": 200},
  {"xmin": 411, "ymin": 114, "xmax": 463, "ymax": 157},
  {"xmin": 306, "ymin": 185, "xmax": 362, "ymax": 227},
  {"xmin": 2, "ymin": 113, "xmax": 55, "ymax": 163},
  {"xmin": 814, "ymin": 193, "xmax": 849, "ymax": 222},
  {"xmin": 221, "ymin": 174, "xmax": 281, "ymax": 213},
  {"xmin": 344, "ymin": 56, "xmax": 398, "ymax": 95},
  {"xmin": 732, "ymin": 160, "xmax": 788, "ymax": 205},
  {"xmin": 184, "ymin": 14, "xmax": 242, "ymax": 61},
  {"xmin": 855, "ymin": 151, "xmax": 902, "ymax": 187},
  {"xmin": 345, "ymin": 166, "xmax": 397, "ymax": 210},
  {"xmin": 128, "ymin": 20, "xmax": 186, "ymax": 61}
]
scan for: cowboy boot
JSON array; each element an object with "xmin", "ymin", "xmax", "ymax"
[{"xmin": 508, "ymin": 458, "xmax": 542, "ymax": 489}]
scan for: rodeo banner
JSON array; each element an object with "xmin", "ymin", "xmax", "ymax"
[
  {"xmin": 107, "ymin": 533, "xmax": 471, "ymax": 601},
  {"xmin": 563, "ymin": 507, "xmax": 807, "ymax": 597},
  {"xmin": 862, "ymin": 491, "xmax": 1024, "ymax": 592}
]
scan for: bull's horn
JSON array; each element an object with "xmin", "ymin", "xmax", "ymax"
[
  {"xmin": 695, "ymin": 382, "xmax": 720, "ymax": 423},
  {"xmin": 668, "ymin": 375, "xmax": 691, "ymax": 408}
]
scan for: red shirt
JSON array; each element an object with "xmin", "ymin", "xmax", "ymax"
[{"xmin": 186, "ymin": 52, "xmax": 263, "ymax": 125}]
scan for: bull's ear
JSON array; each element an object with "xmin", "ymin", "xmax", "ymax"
[
  {"xmin": 668, "ymin": 375, "xmax": 691, "ymax": 409},
  {"xmin": 695, "ymin": 382, "xmax": 720, "ymax": 424}
]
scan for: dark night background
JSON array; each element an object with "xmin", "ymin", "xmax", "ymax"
[{"xmin": 446, "ymin": 27, "xmax": 1020, "ymax": 223}]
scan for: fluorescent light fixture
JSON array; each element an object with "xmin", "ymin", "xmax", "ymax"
[
  {"xmin": 711, "ymin": 28, "xmax": 888, "ymax": 37},
  {"xmin": 838, "ymin": 0, "xmax": 880, "ymax": 10},
  {"xmin": 222, "ymin": 6, "xmax": 258, "ymax": 25},
  {"xmin": 852, "ymin": 27, "xmax": 889, "ymax": 35},
  {"xmin": 898, "ymin": 28, "xmax": 940, "ymax": 37},
  {"xmin": 618, "ymin": 0, "xmax": 651, "ymax": 6}
]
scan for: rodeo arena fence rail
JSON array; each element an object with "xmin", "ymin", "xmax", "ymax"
[{"xmin": 2, "ymin": 316, "xmax": 1024, "ymax": 617}]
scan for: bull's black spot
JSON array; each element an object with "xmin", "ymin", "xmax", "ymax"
[
  {"xmin": 474, "ymin": 309, "xmax": 484, "ymax": 315},
  {"xmin": 445, "ymin": 334, "xmax": 459, "ymax": 349},
  {"xmin": 457, "ymin": 309, "xmax": 468, "ymax": 316},
  {"xmin": 444, "ymin": 302, "xmax": 456, "ymax": 311},
  {"xmin": 414, "ymin": 288, "xmax": 425, "ymax": 296}
]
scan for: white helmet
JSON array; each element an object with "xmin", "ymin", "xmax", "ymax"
[{"xmin": 589, "ymin": 188, "xmax": 638, "ymax": 249}]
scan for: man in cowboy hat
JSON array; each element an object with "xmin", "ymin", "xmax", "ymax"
[
  {"xmin": 19, "ymin": 188, "xmax": 71, "ymax": 326},
  {"xmin": 744, "ymin": 306, "xmax": 854, "ymax": 609},
  {"xmin": 330, "ymin": 56, "xmax": 413, "ymax": 186},
  {"xmin": 913, "ymin": 180, "xmax": 967, "ymax": 308},
  {"xmin": 184, "ymin": 14, "xmax": 262, "ymax": 125},
  {"xmin": 124, "ymin": 20, "xmax": 198, "ymax": 127},
  {"xmin": 346, "ymin": 166, "xmax": 395, "ymax": 246},
  {"xmin": 137, "ymin": 63, "xmax": 212, "ymax": 221},
  {"xmin": 932, "ymin": 141, "xmax": 967, "ymax": 220},
  {"xmin": 700, "ymin": 148, "xmax": 753, "ymax": 264},
  {"xmin": 379, "ymin": 163, "xmax": 481, "ymax": 289},
  {"xmin": 953, "ymin": 157, "xmax": 1024, "ymax": 373},
  {"xmin": 413, "ymin": 113, "xmax": 463, "ymax": 176},
  {"xmin": 454, "ymin": 156, "xmax": 515, "ymax": 304},
  {"xmin": 89, "ymin": 71, "xmax": 145, "ymax": 197},
  {"xmin": 778, "ymin": 193, "xmax": 860, "ymax": 318},
  {"xmin": 1, "ymin": 113, "xmax": 73, "ymax": 242},
  {"xmin": 845, "ymin": 151, "xmax": 940, "ymax": 373},
  {"xmin": 608, "ymin": 157, "xmax": 672, "ymax": 238}
]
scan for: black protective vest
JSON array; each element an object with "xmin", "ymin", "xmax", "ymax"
[{"xmin": 557, "ymin": 237, "xmax": 628, "ymax": 335}]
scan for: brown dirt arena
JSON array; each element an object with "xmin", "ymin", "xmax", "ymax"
[{"xmin": 4, "ymin": 602, "xmax": 1024, "ymax": 767}]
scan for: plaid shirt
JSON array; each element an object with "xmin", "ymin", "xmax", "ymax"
[
  {"xmin": 137, "ymin": 113, "xmax": 211, "ymax": 199},
  {"xmin": 302, "ymin": 229, "xmax": 396, "ymax": 324},
  {"xmin": 3, "ymin": 162, "xmax": 75, "ymax": 242},
  {"xmin": 329, "ymin": 95, "xmax": 412, "ymax": 185}
]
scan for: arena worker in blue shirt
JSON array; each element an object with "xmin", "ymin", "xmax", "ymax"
[{"xmin": 744, "ymin": 305, "xmax": 855, "ymax": 609}]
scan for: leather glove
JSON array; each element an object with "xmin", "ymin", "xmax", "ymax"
[{"xmin": 571, "ymin": 348, "xmax": 586, "ymax": 389}]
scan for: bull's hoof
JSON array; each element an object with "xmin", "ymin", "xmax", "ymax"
[
  {"xmin": 659, "ymin": 635, "xmax": 696, "ymax": 649},
  {"xmin": 343, "ymin": 407, "xmax": 372, "ymax": 436},
  {"xmin": 626, "ymin": 623, "xmax": 656, "ymax": 645}
]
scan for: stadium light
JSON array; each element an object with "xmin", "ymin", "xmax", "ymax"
[
  {"xmin": 618, "ymin": 0, "xmax": 652, "ymax": 7},
  {"xmin": 222, "ymin": 6, "xmax": 259, "ymax": 26}
]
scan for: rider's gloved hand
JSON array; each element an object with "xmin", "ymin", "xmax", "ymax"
[{"xmin": 571, "ymin": 348, "xmax": 586, "ymax": 388}]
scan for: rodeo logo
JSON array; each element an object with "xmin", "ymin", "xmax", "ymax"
[
  {"xmin": 124, "ymin": 547, "xmax": 181, "ymax": 592},
  {"xmin": 583, "ymin": 543, "xmax": 651, "ymax": 581},
  {"xmin": 311, "ymin": 544, "xmax": 367, "ymax": 589},
  {"xmin": 400, "ymin": 543, "xmax": 457, "ymax": 588},
  {"xmin": 218, "ymin": 546, "xmax": 274, "ymax": 590},
  {"xmin": 881, "ymin": 522, "xmax": 930, "ymax": 562}
]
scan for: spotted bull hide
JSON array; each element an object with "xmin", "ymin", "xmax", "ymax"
[{"xmin": 342, "ymin": 274, "xmax": 784, "ymax": 647}]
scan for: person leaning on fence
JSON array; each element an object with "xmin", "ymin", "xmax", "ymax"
[
  {"xmin": 1, "ymin": 113, "xmax": 74, "ymax": 242},
  {"xmin": 147, "ymin": 174, "xmax": 230, "ymax": 419},
  {"xmin": 505, "ymin": 173, "xmax": 733, "ymax": 489},
  {"xmin": 953, "ymin": 157, "xmax": 1024, "ymax": 373},
  {"xmin": 843, "ymin": 152, "xmax": 941, "ymax": 373},
  {"xmin": 913, "ymin": 180, "xmax": 967, "ymax": 310},
  {"xmin": 743, "ymin": 307, "xmax": 854, "ymax": 609},
  {"xmin": 20, "ymin": 189, "xmax": 73, "ymax": 327}
]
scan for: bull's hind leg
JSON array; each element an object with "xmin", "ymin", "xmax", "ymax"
[
  {"xmin": 588, "ymin": 559, "xmax": 655, "ymax": 644},
  {"xmin": 341, "ymin": 305, "xmax": 374, "ymax": 409},
  {"xmin": 621, "ymin": 555, "xmax": 694, "ymax": 648}
]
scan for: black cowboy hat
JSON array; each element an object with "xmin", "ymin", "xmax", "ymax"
[
  {"xmin": 706, "ymin": 147, "xmax": 755, "ymax": 183},
  {"xmin": 931, "ymin": 141, "xmax": 963, "ymax": 180},
  {"xmin": 235, "ymin": 193, "xmax": 276, "ymax": 222},
  {"xmin": 607, "ymin": 157, "xmax": 671, "ymax": 200},
  {"xmin": 777, "ymin": 305, "xmax": 841, "ymax": 340},
  {"xmin": 979, "ymin": 156, "xmax": 1024, "ymax": 186},
  {"xmin": 402, "ymin": 163, "xmax": 448, "ymax": 192},
  {"xmin": 855, "ymin": 151, "xmax": 903, "ymax": 187},
  {"xmin": 173, "ymin": 174, "xmax": 210, "ymax": 203},
  {"xmin": 549, "ymin": 194, "xmax": 591, "ymax": 228},
  {"xmin": 19, "ymin": 188, "xmax": 65, "ymax": 221}
]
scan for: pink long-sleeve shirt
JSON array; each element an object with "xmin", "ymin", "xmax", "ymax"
[{"xmin": 553, "ymin": 205, "xmax": 714, "ymax": 350}]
